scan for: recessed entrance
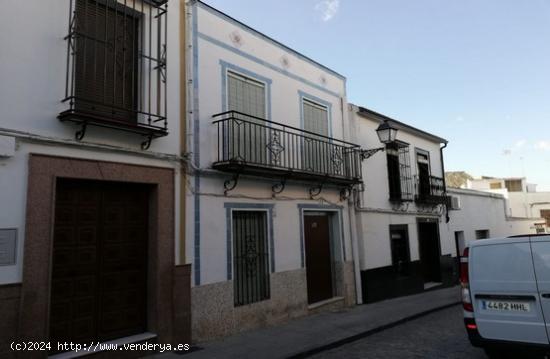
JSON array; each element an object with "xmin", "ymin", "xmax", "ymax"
[
  {"xmin": 417, "ymin": 219, "xmax": 441, "ymax": 284},
  {"xmin": 49, "ymin": 179, "xmax": 149, "ymax": 352},
  {"xmin": 304, "ymin": 213, "xmax": 333, "ymax": 304}
]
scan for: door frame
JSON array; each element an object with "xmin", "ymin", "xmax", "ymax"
[
  {"xmin": 298, "ymin": 204, "xmax": 345, "ymax": 303},
  {"xmin": 19, "ymin": 154, "xmax": 182, "ymax": 344}
]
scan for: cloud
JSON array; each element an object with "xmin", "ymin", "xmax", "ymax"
[
  {"xmin": 535, "ymin": 140, "xmax": 550, "ymax": 151},
  {"xmin": 315, "ymin": 0, "xmax": 340, "ymax": 21},
  {"xmin": 512, "ymin": 139, "xmax": 526, "ymax": 150}
]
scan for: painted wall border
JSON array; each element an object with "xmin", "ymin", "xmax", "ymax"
[
  {"xmin": 198, "ymin": 32, "xmax": 341, "ymax": 98},
  {"xmin": 192, "ymin": 2, "xmax": 201, "ymax": 286},
  {"xmin": 195, "ymin": 0, "xmax": 346, "ymax": 81}
]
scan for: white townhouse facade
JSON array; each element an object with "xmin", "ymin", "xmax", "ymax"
[
  {"xmin": 348, "ymin": 105, "xmax": 455, "ymax": 303},
  {"xmin": 186, "ymin": 1, "xmax": 360, "ymax": 341},
  {"xmin": 0, "ymin": 0, "xmax": 191, "ymax": 357}
]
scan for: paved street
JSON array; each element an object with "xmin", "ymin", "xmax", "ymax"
[{"xmin": 313, "ymin": 305, "xmax": 486, "ymax": 359}]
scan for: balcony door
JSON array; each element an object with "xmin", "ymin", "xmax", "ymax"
[
  {"xmin": 416, "ymin": 151, "xmax": 431, "ymax": 198},
  {"xmin": 302, "ymin": 99, "xmax": 330, "ymax": 174},
  {"xmin": 227, "ymin": 71, "xmax": 267, "ymax": 164}
]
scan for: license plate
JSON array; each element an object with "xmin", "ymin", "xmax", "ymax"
[{"xmin": 482, "ymin": 300, "xmax": 531, "ymax": 312}]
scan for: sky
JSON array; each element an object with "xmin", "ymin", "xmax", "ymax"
[{"xmin": 204, "ymin": 0, "xmax": 550, "ymax": 190}]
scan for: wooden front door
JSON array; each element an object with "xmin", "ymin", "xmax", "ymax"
[
  {"xmin": 304, "ymin": 214, "xmax": 333, "ymax": 304},
  {"xmin": 49, "ymin": 179, "xmax": 149, "ymax": 351}
]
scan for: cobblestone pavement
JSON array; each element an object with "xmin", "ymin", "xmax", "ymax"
[{"xmin": 313, "ymin": 305, "xmax": 486, "ymax": 359}]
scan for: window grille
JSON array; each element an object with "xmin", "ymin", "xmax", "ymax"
[
  {"xmin": 60, "ymin": 0, "xmax": 168, "ymax": 144},
  {"xmin": 232, "ymin": 211, "xmax": 270, "ymax": 306},
  {"xmin": 386, "ymin": 142, "xmax": 413, "ymax": 201}
]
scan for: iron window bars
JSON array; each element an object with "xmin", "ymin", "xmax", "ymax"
[
  {"xmin": 415, "ymin": 175, "xmax": 447, "ymax": 205},
  {"xmin": 212, "ymin": 111, "xmax": 363, "ymax": 185},
  {"xmin": 59, "ymin": 0, "xmax": 168, "ymax": 149},
  {"xmin": 386, "ymin": 142, "xmax": 414, "ymax": 202},
  {"xmin": 233, "ymin": 211, "xmax": 270, "ymax": 306}
]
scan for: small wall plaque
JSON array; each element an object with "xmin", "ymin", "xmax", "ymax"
[{"xmin": 0, "ymin": 229, "xmax": 17, "ymax": 266}]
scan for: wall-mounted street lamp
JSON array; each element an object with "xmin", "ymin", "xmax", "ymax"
[{"xmin": 359, "ymin": 120, "xmax": 398, "ymax": 160}]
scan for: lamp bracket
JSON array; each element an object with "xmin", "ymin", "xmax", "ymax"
[{"xmin": 360, "ymin": 147, "xmax": 385, "ymax": 160}]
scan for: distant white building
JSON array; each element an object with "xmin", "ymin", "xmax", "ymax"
[{"xmin": 466, "ymin": 176, "xmax": 550, "ymax": 232}]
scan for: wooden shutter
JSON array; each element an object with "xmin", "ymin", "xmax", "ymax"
[{"xmin": 74, "ymin": 0, "xmax": 139, "ymax": 122}]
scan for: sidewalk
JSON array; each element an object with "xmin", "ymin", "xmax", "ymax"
[{"xmin": 155, "ymin": 286, "xmax": 460, "ymax": 359}]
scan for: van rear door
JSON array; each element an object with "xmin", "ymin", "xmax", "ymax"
[
  {"xmin": 469, "ymin": 238, "xmax": 548, "ymax": 344},
  {"xmin": 529, "ymin": 235, "xmax": 550, "ymax": 341}
]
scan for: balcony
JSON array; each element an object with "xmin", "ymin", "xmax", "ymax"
[
  {"xmin": 415, "ymin": 175, "xmax": 447, "ymax": 205},
  {"xmin": 212, "ymin": 111, "xmax": 362, "ymax": 185},
  {"xmin": 58, "ymin": 0, "xmax": 168, "ymax": 149}
]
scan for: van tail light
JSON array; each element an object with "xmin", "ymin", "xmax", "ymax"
[
  {"xmin": 464, "ymin": 318, "xmax": 478, "ymax": 331},
  {"xmin": 460, "ymin": 247, "xmax": 473, "ymax": 312}
]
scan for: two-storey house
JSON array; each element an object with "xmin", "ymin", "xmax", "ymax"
[
  {"xmin": 186, "ymin": 1, "xmax": 362, "ymax": 341},
  {"xmin": 348, "ymin": 105, "xmax": 455, "ymax": 303},
  {"xmin": 0, "ymin": 0, "xmax": 190, "ymax": 356}
]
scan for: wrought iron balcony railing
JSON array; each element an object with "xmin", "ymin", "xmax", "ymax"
[
  {"xmin": 212, "ymin": 111, "xmax": 363, "ymax": 185},
  {"xmin": 415, "ymin": 175, "xmax": 447, "ymax": 205},
  {"xmin": 58, "ymin": 0, "xmax": 168, "ymax": 149}
]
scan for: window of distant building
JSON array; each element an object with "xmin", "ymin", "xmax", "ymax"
[{"xmin": 505, "ymin": 179, "xmax": 522, "ymax": 192}]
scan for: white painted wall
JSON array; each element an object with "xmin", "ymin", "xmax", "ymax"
[
  {"xmin": 0, "ymin": 0, "xmax": 183, "ymax": 284},
  {"xmin": 187, "ymin": 2, "xmax": 352, "ymax": 286},
  {"xmin": 445, "ymin": 188, "xmax": 538, "ymax": 252},
  {"xmin": 508, "ymin": 191, "xmax": 550, "ymax": 219}
]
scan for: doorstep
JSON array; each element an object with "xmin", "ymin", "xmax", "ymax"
[{"xmin": 308, "ymin": 296, "xmax": 344, "ymax": 310}]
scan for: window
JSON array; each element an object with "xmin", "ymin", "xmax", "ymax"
[
  {"xmin": 302, "ymin": 99, "xmax": 330, "ymax": 174},
  {"xmin": 386, "ymin": 142, "xmax": 413, "ymax": 201},
  {"xmin": 74, "ymin": 0, "xmax": 139, "ymax": 122},
  {"xmin": 390, "ymin": 225, "xmax": 411, "ymax": 276},
  {"xmin": 475, "ymin": 230, "xmax": 490, "ymax": 240},
  {"xmin": 416, "ymin": 151, "xmax": 431, "ymax": 196},
  {"xmin": 61, "ymin": 0, "xmax": 168, "ymax": 136},
  {"xmin": 232, "ymin": 211, "xmax": 270, "ymax": 306},
  {"xmin": 227, "ymin": 72, "xmax": 266, "ymax": 119},
  {"xmin": 504, "ymin": 180, "xmax": 522, "ymax": 192},
  {"xmin": 490, "ymin": 182, "xmax": 502, "ymax": 189},
  {"xmin": 227, "ymin": 71, "xmax": 267, "ymax": 163}
]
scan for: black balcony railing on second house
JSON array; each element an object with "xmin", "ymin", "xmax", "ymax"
[
  {"xmin": 415, "ymin": 175, "xmax": 447, "ymax": 205},
  {"xmin": 212, "ymin": 111, "xmax": 363, "ymax": 185}
]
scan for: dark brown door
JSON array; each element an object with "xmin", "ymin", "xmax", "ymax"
[
  {"xmin": 417, "ymin": 221, "xmax": 441, "ymax": 283},
  {"xmin": 49, "ymin": 179, "xmax": 148, "ymax": 352},
  {"xmin": 304, "ymin": 214, "xmax": 333, "ymax": 304}
]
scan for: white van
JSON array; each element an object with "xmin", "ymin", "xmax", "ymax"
[{"xmin": 462, "ymin": 235, "xmax": 550, "ymax": 358}]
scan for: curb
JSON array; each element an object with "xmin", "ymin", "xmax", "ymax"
[{"xmin": 286, "ymin": 301, "xmax": 462, "ymax": 358}]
